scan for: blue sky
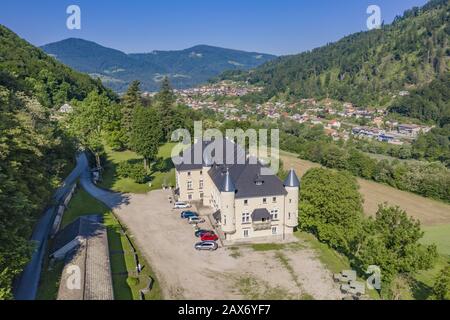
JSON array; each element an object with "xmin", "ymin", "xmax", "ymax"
[{"xmin": 0, "ymin": 0, "xmax": 428, "ymax": 55}]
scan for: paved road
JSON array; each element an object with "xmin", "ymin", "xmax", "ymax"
[
  {"xmin": 77, "ymin": 153, "xmax": 126, "ymax": 209},
  {"xmin": 14, "ymin": 153, "xmax": 86, "ymax": 300}
]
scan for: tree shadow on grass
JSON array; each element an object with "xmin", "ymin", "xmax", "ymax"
[{"xmin": 409, "ymin": 277, "xmax": 432, "ymax": 300}]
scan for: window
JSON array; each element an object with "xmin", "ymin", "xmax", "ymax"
[
  {"xmin": 244, "ymin": 200, "xmax": 248, "ymax": 206},
  {"xmin": 200, "ymin": 192, "xmax": 204, "ymax": 199},
  {"xmin": 187, "ymin": 181, "xmax": 193, "ymax": 190},
  {"xmin": 263, "ymin": 198, "xmax": 267, "ymax": 204},
  {"xmin": 272, "ymin": 197, "xmax": 277, "ymax": 203},
  {"xmin": 272, "ymin": 227, "xmax": 277, "ymax": 235},
  {"xmin": 271, "ymin": 209, "xmax": 279, "ymax": 220},
  {"xmin": 243, "ymin": 230, "xmax": 249, "ymax": 238},
  {"xmin": 289, "ymin": 199, "xmax": 292, "ymax": 204},
  {"xmin": 199, "ymin": 180, "xmax": 204, "ymax": 189},
  {"xmin": 187, "ymin": 171, "xmax": 191, "ymax": 176},
  {"xmin": 242, "ymin": 212, "xmax": 250, "ymax": 224},
  {"xmin": 188, "ymin": 194, "xmax": 193, "ymax": 200},
  {"xmin": 200, "ymin": 170, "xmax": 203, "ymax": 175},
  {"xmin": 288, "ymin": 212, "xmax": 291, "ymax": 220}
]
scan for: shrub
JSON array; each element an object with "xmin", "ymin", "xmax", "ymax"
[
  {"xmin": 117, "ymin": 160, "xmax": 149, "ymax": 184},
  {"xmin": 127, "ymin": 277, "xmax": 140, "ymax": 287}
]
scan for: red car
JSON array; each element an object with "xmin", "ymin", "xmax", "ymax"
[{"xmin": 200, "ymin": 232, "xmax": 218, "ymax": 242}]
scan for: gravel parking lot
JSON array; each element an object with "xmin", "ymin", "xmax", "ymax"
[{"xmin": 114, "ymin": 189, "xmax": 343, "ymax": 300}]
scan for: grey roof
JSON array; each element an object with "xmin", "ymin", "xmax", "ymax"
[
  {"xmin": 174, "ymin": 138, "xmax": 246, "ymax": 172},
  {"xmin": 175, "ymin": 138, "xmax": 288, "ymax": 198},
  {"xmin": 222, "ymin": 169, "xmax": 236, "ymax": 192},
  {"xmin": 251, "ymin": 208, "xmax": 271, "ymax": 221},
  {"xmin": 284, "ymin": 169, "xmax": 300, "ymax": 188},
  {"xmin": 209, "ymin": 162, "xmax": 287, "ymax": 199},
  {"xmin": 52, "ymin": 215, "xmax": 103, "ymax": 254}
]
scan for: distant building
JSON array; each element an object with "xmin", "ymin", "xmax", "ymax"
[
  {"xmin": 58, "ymin": 103, "xmax": 73, "ymax": 114},
  {"xmin": 397, "ymin": 124, "xmax": 427, "ymax": 138}
]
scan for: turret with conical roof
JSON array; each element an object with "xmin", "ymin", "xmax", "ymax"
[
  {"xmin": 222, "ymin": 168, "xmax": 236, "ymax": 192},
  {"xmin": 284, "ymin": 169, "xmax": 300, "ymax": 188},
  {"xmin": 284, "ymin": 169, "xmax": 299, "ymax": 228},
  {"xmin": 220, "ymin": 168, "xmax": 236, "ymax": 235}
]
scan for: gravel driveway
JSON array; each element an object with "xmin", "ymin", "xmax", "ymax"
[{"xmin": 112, "ymin": 189, "xmax": 344, "ymax": 300}]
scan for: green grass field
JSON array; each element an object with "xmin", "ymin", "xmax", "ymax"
[
  {"xmin": 37, "ymin": 188, "xmax": 162, "ymax": 300},
  {"xmin": 99, "ymin": 143, "xmax": 176, "ymax": 194},
  {"xmin": 421, "ymin": 224, "xmax": 450, "ymax": 256}
]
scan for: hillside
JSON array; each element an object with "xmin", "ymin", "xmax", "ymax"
[
  {"xmin": 0, "ymin": 25, "xmax": 113, "ymax": 299},
  {"xmin": 220, "ymin": 0, "xmax": 449, "ymax": 109},
  {"xmin": 41, "ymin": 39, "xmax": 276, "ymax": 93}
]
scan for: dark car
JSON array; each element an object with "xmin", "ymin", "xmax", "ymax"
[
  {"xmin": 180, "ymin": 211, "xmax": 198, "ymax": 219},
  {"xmin": 195, "ymin": 229, "xmax": 212, "ymax": 238}
]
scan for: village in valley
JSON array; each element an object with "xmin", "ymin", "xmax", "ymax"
[{"xmin": 154, "ymin": 80, "xmax": 434, "ymax": 146}]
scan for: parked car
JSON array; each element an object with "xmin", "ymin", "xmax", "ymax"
[
  {"xmin": 201, "ymin": 233, "xmax": 218, "ymax": 242},
  {"xmin": 174, "ymin": 201, "xmax": 191, "ymax": 209},
  {"xmin": 188, "ymin": 216, "xmax": 205, "ymax": 224},
  {"xmin": 195, "ymin": 241, "xmax": 218, "ymax": 251},
  {"xmin": 180, "ymin": 211, "xmax": 198, "ymax": 219},
  {"xmin": 195, "ymin": 229, "xmax": 212, "ymax": 238}
]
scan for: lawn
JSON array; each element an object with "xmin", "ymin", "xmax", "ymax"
[
  {"xmin": 37, "ymin": 187, "xmax": 162, "ymax": 300},
  {"xmin": 280, "ymin": 150, "xmax": 450, "ymax": 226},
  {"xmin": 420, "ymin": 224, "xmax": 450, "ymax": 256},
  {"xmin": 99, "ymin": 143, "xmax": 176, "ymax": 194}
]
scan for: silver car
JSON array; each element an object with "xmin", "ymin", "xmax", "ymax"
[
  {"xmin": 195, "ymin": 241, "xmax": 218, "ymax": 251},
  {"xmin": 188, "ymin": 216, "xmax": 205, "ymax": 224},
  {"xmin": 174, "ymin": 201, "xmax": 191, "ymax": 209}
]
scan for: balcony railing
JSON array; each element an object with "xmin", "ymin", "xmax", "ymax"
[{"xmin": 252, "ymin": 220, "xmax": 272, "ymax": 231}]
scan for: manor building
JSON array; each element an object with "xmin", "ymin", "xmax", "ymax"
[{"xmin": 174, "ymin": 139, "xmax": 300, "ymax": 241}]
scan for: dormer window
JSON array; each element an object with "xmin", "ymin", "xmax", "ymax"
[
  {"xmin": 263, "ymin": 198, "xmax": 267, "ymax": 204},
  {"xmin": 254, "ymin": 174, "xmax": 264, "ymax": 186}
]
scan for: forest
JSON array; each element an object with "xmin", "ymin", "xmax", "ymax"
[
  {"xmin": 0, "ymin": 25, "xmax": 112, "ymax": 299},
  {"xmin": 220, "ymin": 0, "xmax": 449, "ymax": 110}
]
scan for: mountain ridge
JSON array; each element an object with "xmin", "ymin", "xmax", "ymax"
[
  {"xmin": 218, "ymin": 0, "xmax": 449, "ymax": 109},
  {"xmin": 41, "ymin": 39, "xmax": 276, "ymax": 93}
]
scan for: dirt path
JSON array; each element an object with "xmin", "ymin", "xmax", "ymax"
[
  {"xmin": 112, "ymin": 190, "xmax": 343, "ymax": 300},
  {"xmin": 280, "ymin": 152, "xmax": 450, "ymax": 226}
]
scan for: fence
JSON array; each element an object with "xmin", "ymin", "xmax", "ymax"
[{"xmin": 50, "ymin": 183, "xmax": 77, "ymax": 238}]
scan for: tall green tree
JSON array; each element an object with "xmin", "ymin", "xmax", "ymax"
[
  {"xmin": 130, "ymin": 106, "xmax": 163, "ymax": 170},
  {"xmin": 154, "ymin": 77, "xmax": 180, "ymax": 141},
  {"xmin": 430, "ymin": 264, "xmax": 450, "ymax": 300},
  {"xmin": 121, "ymin": 80, "xmax": 142, "ymax": 145},
  {"xmin": 355, "ymin": 204, "xmax": 438, "ymax": 287},
  {"xmin": 67, "ymin": 91, "xmax": 112, "ymax": 168},
  {"xmin": 299, "ymin": 168, "xmax": 364, "ymax": 253}
]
